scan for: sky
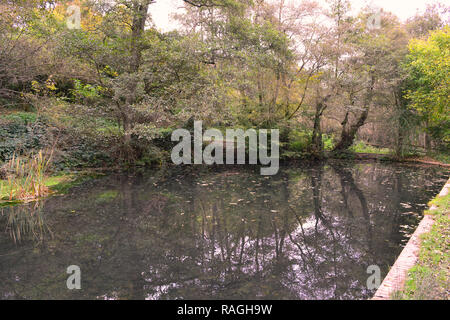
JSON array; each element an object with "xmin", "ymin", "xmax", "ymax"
[{"xmin": 148, "ymin": 0, "xmax": 449, "ymax": 32}]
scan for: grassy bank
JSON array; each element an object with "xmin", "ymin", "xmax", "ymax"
[
  {"xmin": 349, "ymin": 141, "xmax": 391, "ymax": 155},
  {"xmin": 0, "ymin": 173, "xmax": 94, "ymax": 207},
  {"xmin": 393, "ymin": 190, "xmax": 450, "ymax": 300}
]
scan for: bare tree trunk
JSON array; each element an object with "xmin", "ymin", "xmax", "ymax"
[
  {"xmin": 310, "ymin": 95, "xmax": 331, "ymax": 157},
  {"xmin": 424, "ymin": 119, "xmax": 432, "ymax": 152},
  {"xmin": 425, "ymin": 132, "xmax": 432, "ymax": 152},
  {"xmin": 121, "ymin": 1, "xmax": 152, "ymax": 153},
  {"xmin": 394, "ymin": 90, "xmax": 406, "ymax": 158},
  {"xmin": 334, "ymin": 107, "xmax": 369, "ymax": 151},
  {"xmin": 122, "ymin": 113, "xmax": 132, "ymax": 146},
  {"xmin": 130, "ymin": 1, "xmax": 151, "ymax": 74},
  {"xmin": 396, "ymin": 125, "xmax": 404, "ymax": 157},
  {"xmin": 334, "ymin": 73, "xmax": 375, "ymax": 152},
  {"xmin": 311, "ymin": 107, "xmax": 323, "ymax": 155}
]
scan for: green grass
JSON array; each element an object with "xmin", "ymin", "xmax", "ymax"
[
  {"xmin": 0, "ymin": 175, "xmax": 70, "ymax": 199},
  {"xmin": 43, "ymin": 172, "xmax": 101, "ymax": 195},
  {"xmin": 349, "ymin": 141, "xmax": 392, "ymax": 155},
  {"xmin": 0, "ymin": 171, "xmax": 103, "ymax": 207},
  {"xmin": 0, "ymin": 173, "xmax": 88, "ymax": 207},
  {"xmin": 393, "ymin": 192, "xmax": 450, "ymax": 300}
]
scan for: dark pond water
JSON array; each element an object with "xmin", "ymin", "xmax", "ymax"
[{"xmin": 0, "ymin": 161, "xmax": 448, "ymax": 300}]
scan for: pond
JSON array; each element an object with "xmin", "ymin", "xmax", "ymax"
[{"xmin": 0, "ymin": 161, "xmax": 448, "ymax": 300}]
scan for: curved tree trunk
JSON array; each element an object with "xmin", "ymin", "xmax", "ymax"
[
  {"xmin": 333, "ymin": 107, "xmax": 369, "ymax": 151},
  {"xmin": 334, "ymin": 73, "xmax": 375, "ymax": 152}
]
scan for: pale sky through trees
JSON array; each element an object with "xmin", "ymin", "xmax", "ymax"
[{"xmin": 148, "ymin": 0, "xmax": 448, "ymax": 32}]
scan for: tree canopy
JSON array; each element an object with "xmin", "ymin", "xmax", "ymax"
[{"xmin": 0, "ymin": 0, "xmax": 448, "ymax": 167}]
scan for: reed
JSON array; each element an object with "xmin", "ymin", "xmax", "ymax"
[{"xmin": 1, "ymin": 150, "xmax": 53, "ymax": 202}]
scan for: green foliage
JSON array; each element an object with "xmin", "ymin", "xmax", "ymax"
[
  {"xmin": 55, "ymin": 137, "xmax": 114, "ymax": 170},
  {"xmin": 288, "ymin": 130, "xmax": 312, "ymax": 153},
  {"xmin": 405, "ymin": 27, "xmax": 450, "ymax": 148},
  {"xmin": 0, "ymin": 113, "xmax": 48, "ymax": 162},
  {"xmin": 0, "ymin": 0, "xmax": 449, "ymax": 167},
  {"xmin": 349, "ymin": 141, "xmax": 392, "ymax": 155},
  {"xmin": 279, "ymin": 130, "xmax": 335, "ymax": 158},
  {"xmin": 72, "ymin": 80, "xmax": 105, "ymax": 101},
  {"xmin": 3, "ymin": 112, "xmax": 37, "ymax": 124},
  {"xmin": 322, "ymin": 134, "xmax": 335, "ymax": 151}
]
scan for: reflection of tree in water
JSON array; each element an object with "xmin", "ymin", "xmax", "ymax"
[
  {"xmin": 0, "ymin": 164, "xmax": 447, "ymax": 299},
  {"xmin": 135, "ymin": 165, "xmax": 441, "ymax": 300},
  {"xmin": 284, "ymin": 164, "xmax": 371, "ymax": 299}
]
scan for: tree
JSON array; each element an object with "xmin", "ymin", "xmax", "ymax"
[
  {"xmin": 405, "ymin": 27, "xmax": 450, "ymax": 150},
  {"xmin": 0, "ymin": 1, "xmax": 58, "ymax": 105},
  {"xmin": 406, "ymin": 2, "xmax": 448, "ymax": 39},
  {"xmin": 308, "ymin": 0, "xmax": 351, "ymax": 155},
  {"xmin": 59, "ymin": 0, "xmax": 230, "ymax": 160},
  {"xmin": 333, "ymin": 9, "xmax": 399, "ymax": 151},
  {"xmin": 175, "ymin": 0, "xmax": 295, "ymax": 127}
]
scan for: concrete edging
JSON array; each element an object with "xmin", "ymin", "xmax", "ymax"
[{"xmin": 372, "ymin": 177, "xmax": 450, "ymax": 300}]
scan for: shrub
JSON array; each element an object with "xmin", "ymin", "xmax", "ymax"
[
  {"xmin": 288, "ymin": 129, "xmax": 311, "ymax": 152},
  {"xmin": 322, "ymin": 134, "xmax": 335, "ymax": 151},
  {"xmin": 0, "ymin": 114, "xmax": 48, "ymax": 162}
]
